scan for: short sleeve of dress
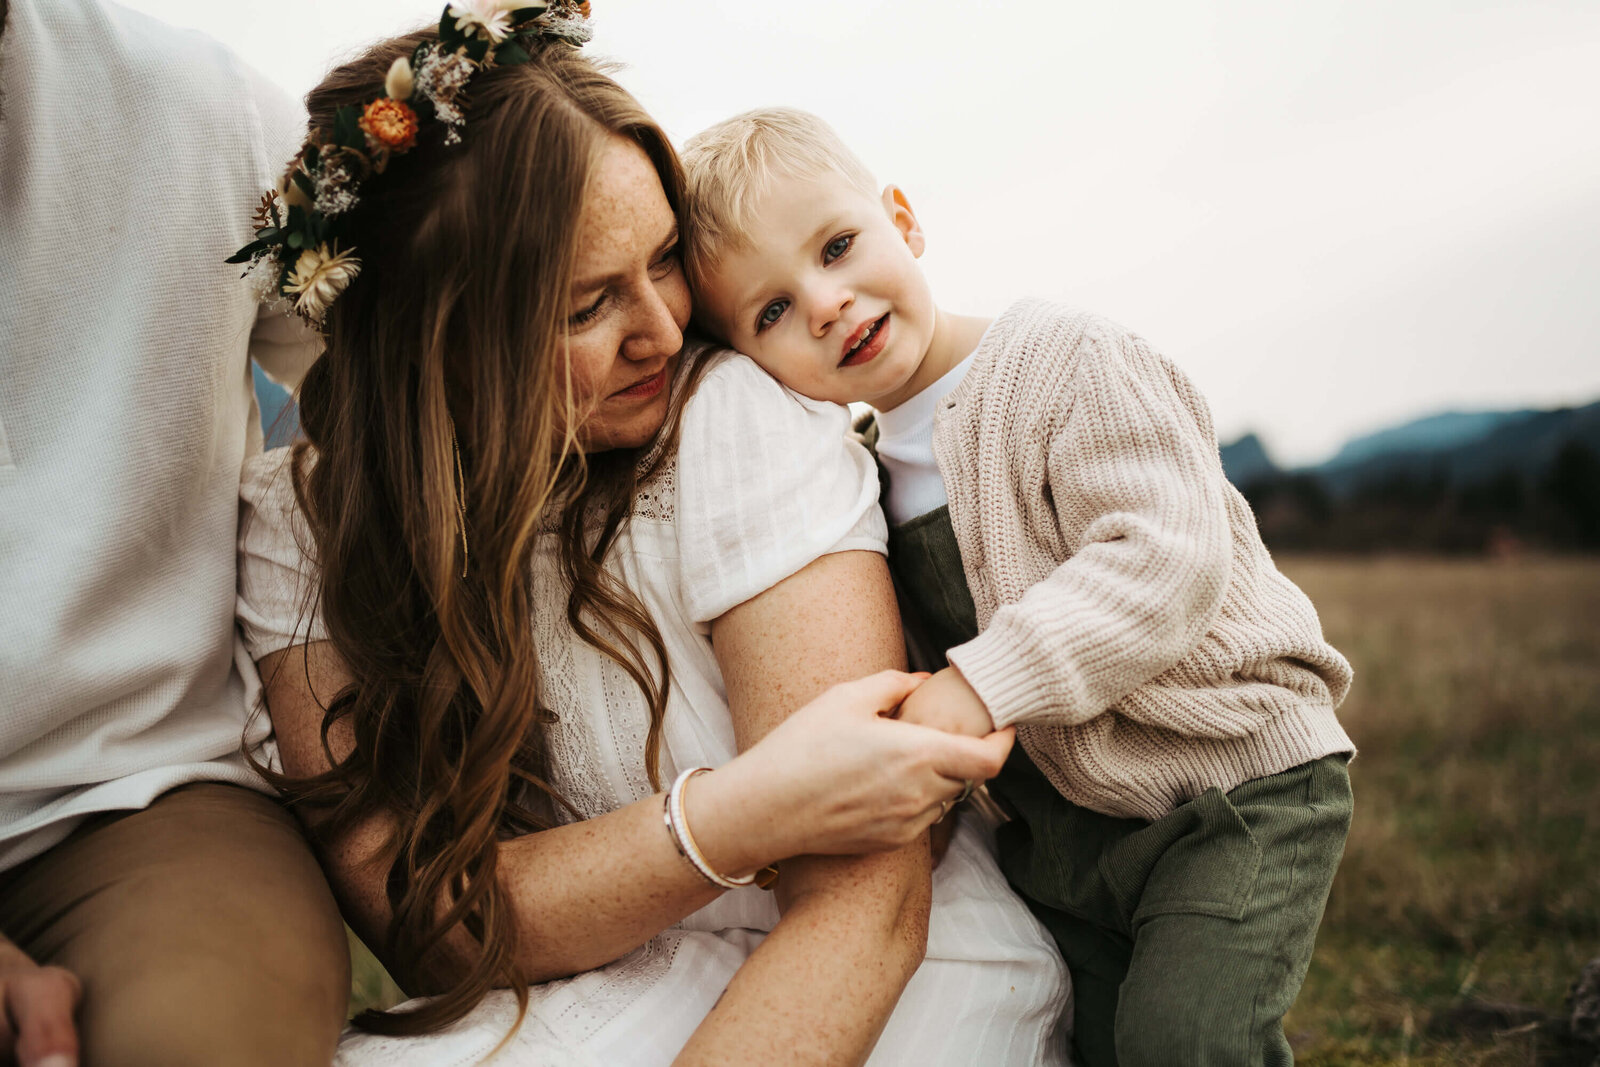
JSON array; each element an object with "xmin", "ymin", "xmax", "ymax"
[
  {"xmin": 676, "ymin": 351, "xmax": 887, "ymax": 624},
  {"xmin": 237, "ymin": 447, "xmax": 328, "ymax": 660}
]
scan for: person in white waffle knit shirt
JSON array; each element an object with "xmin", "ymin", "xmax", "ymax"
[{"xmin": 0, "ymin": 2, "xmax": 351, "ymax": 1064}]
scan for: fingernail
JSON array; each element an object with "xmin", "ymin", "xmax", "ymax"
[{"xmin": 36, "ymin": 1055, "xmax": 76, "ymax": 1067}]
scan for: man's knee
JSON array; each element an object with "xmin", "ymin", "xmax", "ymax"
[
  {"xmin": 41, "ymin": 786, "xmax": 351, "ymax": 1066},
  {"xmin": 82, "ymin": 936, "xmax": 348, "ymax": 1067}
]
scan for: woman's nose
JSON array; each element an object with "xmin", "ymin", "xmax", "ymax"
[{"xmin": 624, "ymin": 276, "xmax": 688, "ymax": 362}]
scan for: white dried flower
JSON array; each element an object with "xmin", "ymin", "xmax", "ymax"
[
  {"xmin": 415, "ymin": 47, "xmax": 473, "ymax": 107},
  {"xmin": 385, "ymin": 56, "xmax": 415, "ymax": 101},
  {"xmin": 314, "ymin": 185, "xmax": 360, "ymax": 218},
  {"xmin": 242, "ymin": 252, "xmax": 286, "ymax": 305},
  {"xmin": 449, "ymin": 0, "xmax": 514, "ymax": 43},
  {"xmin": 284, "ymin": 243, "xmax": 361, "ymax": 325},
  {"xmin": 538, "ymin": 12, "xmax": 592, "ymax": 45},
  {"xmin": 313, "ymin": 159, "xmax": 360, "ymax": 218}
]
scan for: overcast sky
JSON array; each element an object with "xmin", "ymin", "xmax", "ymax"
[{"xmin": 120, "ymin": 0, "xmax": 1600, "ymax": 464}]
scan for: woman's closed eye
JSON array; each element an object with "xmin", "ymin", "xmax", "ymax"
[
  {"xmin": 570, "ymin": 291, "xmax": 607, "ymax": 327},
  {"xmin": 823, "ymin": 233, "xmax": 854, "ymax": 264},
  {"xmin": 755, "ymin": 298, "xmax": 789, "ymax": 334},
  {"xmin": 649, "ymin": 243, "xmax": 680, "ymax": 281}
]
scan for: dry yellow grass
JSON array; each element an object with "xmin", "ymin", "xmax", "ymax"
[
  {"xmin": 1282, "ymin": 556, "xmax": 1600, "ymax": 1066},
  {"xmin": 348, "ymin": 556, "xmax": 1600, "ymax": 1063}
]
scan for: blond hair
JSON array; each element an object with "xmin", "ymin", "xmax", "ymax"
[{"xmin": 680, "ymin": 106, "xmax": 877, "ymax": 295}]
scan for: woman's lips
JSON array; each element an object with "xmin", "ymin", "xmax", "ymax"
[
  {"xmin": 612, "ymin": 368, "xmax": 667, "ymax": 400},
  {"xmin": 839, "ymin": 313, "xmax": 890, "ymax": 368}
]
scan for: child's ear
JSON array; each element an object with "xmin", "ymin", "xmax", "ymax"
[{"xmin": 881, "ymin": 185, "xmax": 926, "ymax": 258}]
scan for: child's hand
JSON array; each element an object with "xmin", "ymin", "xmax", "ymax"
[{"xmin": 895, "ymin": 667, "xmax": 996, "ymax": 739}]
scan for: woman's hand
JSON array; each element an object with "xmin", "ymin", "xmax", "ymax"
[{"xmin": 689, "ymin": 670, "xmax": 1014, "ymax": 875}]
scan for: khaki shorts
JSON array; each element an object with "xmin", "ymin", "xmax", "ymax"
[{"xmin": 0, "ymin": 782, "xmax": 350, "ymax": 1066}]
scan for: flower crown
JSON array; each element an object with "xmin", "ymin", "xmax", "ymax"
[{"xmin": 229, "ymin": 1, "xmax": 594, "ymax": 326}]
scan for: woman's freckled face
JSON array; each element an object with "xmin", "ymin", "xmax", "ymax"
[{"xmin": 565, "ymin": 138, "xmax": 692, "ymax": 453}]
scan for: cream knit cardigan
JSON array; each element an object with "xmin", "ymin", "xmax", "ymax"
[{"xmin": 939, "ymin": 301, "xmax": 1354, "ymax": 821}]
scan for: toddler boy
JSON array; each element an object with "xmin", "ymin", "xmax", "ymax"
[{"xmin": 680, "ymin": 107, "xmax": 1356, "ymax": 1067}]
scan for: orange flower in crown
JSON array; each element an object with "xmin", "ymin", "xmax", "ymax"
[{"xmin": 360, "ymin": 97, "xmax": 420, "ymax": 153}]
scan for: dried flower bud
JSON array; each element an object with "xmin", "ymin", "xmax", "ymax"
[
  {"xmin": 280, "ymin": 174, "xmax": 313, "ymax": 211},
  {"xmin": 386, "ymin": 56, "xmax": 415, "ymax": 101}
]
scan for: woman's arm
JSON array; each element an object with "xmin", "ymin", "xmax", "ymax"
[
  {"xmin": 260, "ymin": 640, "xmax": 1005, "ymax": 992},
  {"xmin": 674, "ymin": 549, "xmax": 937, "ymax": 1067}
]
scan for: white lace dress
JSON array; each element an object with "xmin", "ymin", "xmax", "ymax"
[{"xmin": 237, "ymin": 351, "xmax": 1072, "ymax": 1066}]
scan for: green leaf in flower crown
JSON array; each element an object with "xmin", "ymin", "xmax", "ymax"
[
  {"xmin": 254, "ymin": 226, "xmax": 282, "ymax": 243},
  {"xmin": 333, "ymin": 105, "xmax": 364, "ymax": 152},
  {"xmin": 463, "ymin": 36, "xmax": 490, "ymax": 63},
  {"xmin": 287, "ymin": 231, "xmax": 304, "ymax": 249},
  {"xmin": 225, "ymin": 238, "xmax": 270, "ymax": 264},
  {"xmin": 304, "ymin": 144, "xmax": 321, "ymax": 171},
  {"xmin": 508, "ymin": 5, "xmax": 550, "ymax": 22},
  {"xmin": 292, "ymin": 168, "xmax": 316, "ymax": 199},
  {"xmin": 439, "ymin": 8, "xmax": 461, "ymax": 48},
  {"xmin": 496, "ymin": 40, "xmax": 531, "ymax": 67}
]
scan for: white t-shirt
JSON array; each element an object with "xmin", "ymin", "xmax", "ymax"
[
  {"xmin": 0, "ymin": 0, "xmax": 318, "ymax": 870},
  {"xmin": 872, "ymin": 352, "xmax": 977, "ymax": 526}
]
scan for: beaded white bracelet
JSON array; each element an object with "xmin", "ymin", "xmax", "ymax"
[{"xmin": 663, "ymin": 766, "xmax": 756, "ymax": 890}]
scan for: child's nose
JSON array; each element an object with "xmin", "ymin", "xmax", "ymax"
[{"xmin": 809, "ymin": 286, "xmax": 853, "ymax": 337}]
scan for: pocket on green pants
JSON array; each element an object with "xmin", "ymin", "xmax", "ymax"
[{"xmin": 1100, "ymin": 787, "xmax": 1265, "ymax": 929}]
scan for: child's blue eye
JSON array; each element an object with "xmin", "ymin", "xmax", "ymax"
[
  {"xmin": 824, "ymin": 234, "xmax": 853, "ymax": 263},
  {"xmin": 756, "ymin": 299, "xmax": 789, "ymax": 334}
]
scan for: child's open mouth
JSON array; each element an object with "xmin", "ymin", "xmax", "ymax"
[{"xmin": 839, "ymin": 313, "xmax": 890, "ymax": 368}]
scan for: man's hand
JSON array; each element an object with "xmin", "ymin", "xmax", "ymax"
[
  {"xmin": 895, "ymin": 666, "xmax": 995, "ymax": 739},
  {"xmin": 0, "ymin": 939, "xmax": 81, "ymax": 1067}
]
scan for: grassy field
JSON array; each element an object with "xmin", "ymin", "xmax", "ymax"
[
  {"xmin": 348, "ymin": 556, "xmax": 1600, "ymax": 1062},
  {"xmin": 1281, "ymin": 556, "xmax": 1600, "ymax": 1066}
]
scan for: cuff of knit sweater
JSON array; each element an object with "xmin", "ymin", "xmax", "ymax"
[{"xmin": 948, "ymin": 624, "xmax": 1088, "ymax": 729}]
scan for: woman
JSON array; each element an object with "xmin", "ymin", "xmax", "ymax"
[{"xmin": 236, "ymin": 8, "xmax": 1069, "ymax": 1063}]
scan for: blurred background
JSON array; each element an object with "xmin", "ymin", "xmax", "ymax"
[{"xmin": 124, "ymin": 0, "xmax": 1600, "ymax": 1062}]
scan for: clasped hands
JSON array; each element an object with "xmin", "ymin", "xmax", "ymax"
[
  {"xmin": 891, "ymin": 665, "xmax": 996, "ymax": 741},
  {"xmin": 702, "ymin": 668, "xmax": 1011, "ymax": 873}
]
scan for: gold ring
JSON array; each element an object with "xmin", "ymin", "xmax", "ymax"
[
  {"xmin": 938, "ymin": 798, "xmax": 952, "ymax": 820},
  {"xmin": 956, "ymin": 779, "xmax": 976, "ymax": 804}
]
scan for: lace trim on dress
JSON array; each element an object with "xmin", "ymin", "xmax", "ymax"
[
  {"xmin": 546, "ymin": 932, "xmax": 684, "ymax": 1045},
  {"xmin": 531, "ymin": 547, "xmax": 626, "ymax": 823}
]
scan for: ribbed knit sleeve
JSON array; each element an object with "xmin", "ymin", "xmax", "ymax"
[
  {"xmin": 948, "ymin": 321, "xmax": 1232, "ymax": 728},
  {"xmin": 676, "ymin": 351, "xmax": 887, "ymax": 623}
]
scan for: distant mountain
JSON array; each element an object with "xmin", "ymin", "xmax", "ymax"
[
  {"xmin": 1219, "ymin": 432, "xmax": 1279, "ymax": 486},
  {"xmin": 1224, "ymin": 399, "xmax": 1600, "ymax": 551},
  {"xmin": 1310, "ymin": 401, "xmax": 1600, "ymax": 496},
  {"xmin": 1320, "ymin": 410, "xmax": 1541, "ymax": 470}
]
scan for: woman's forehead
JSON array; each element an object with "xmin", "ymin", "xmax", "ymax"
[{"xmin": 572, "ymin": 140, "xmax": 675, "ymax": 278}]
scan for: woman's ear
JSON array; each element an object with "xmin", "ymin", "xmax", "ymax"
[{"xmin": 881, "ymin": 185, "xmax": 926, "ymax": 258}]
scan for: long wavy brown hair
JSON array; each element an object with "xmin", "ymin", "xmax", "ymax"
[{"xmin": 264, "ymin": 28, "xmax": 700, "ymax": 1036}]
